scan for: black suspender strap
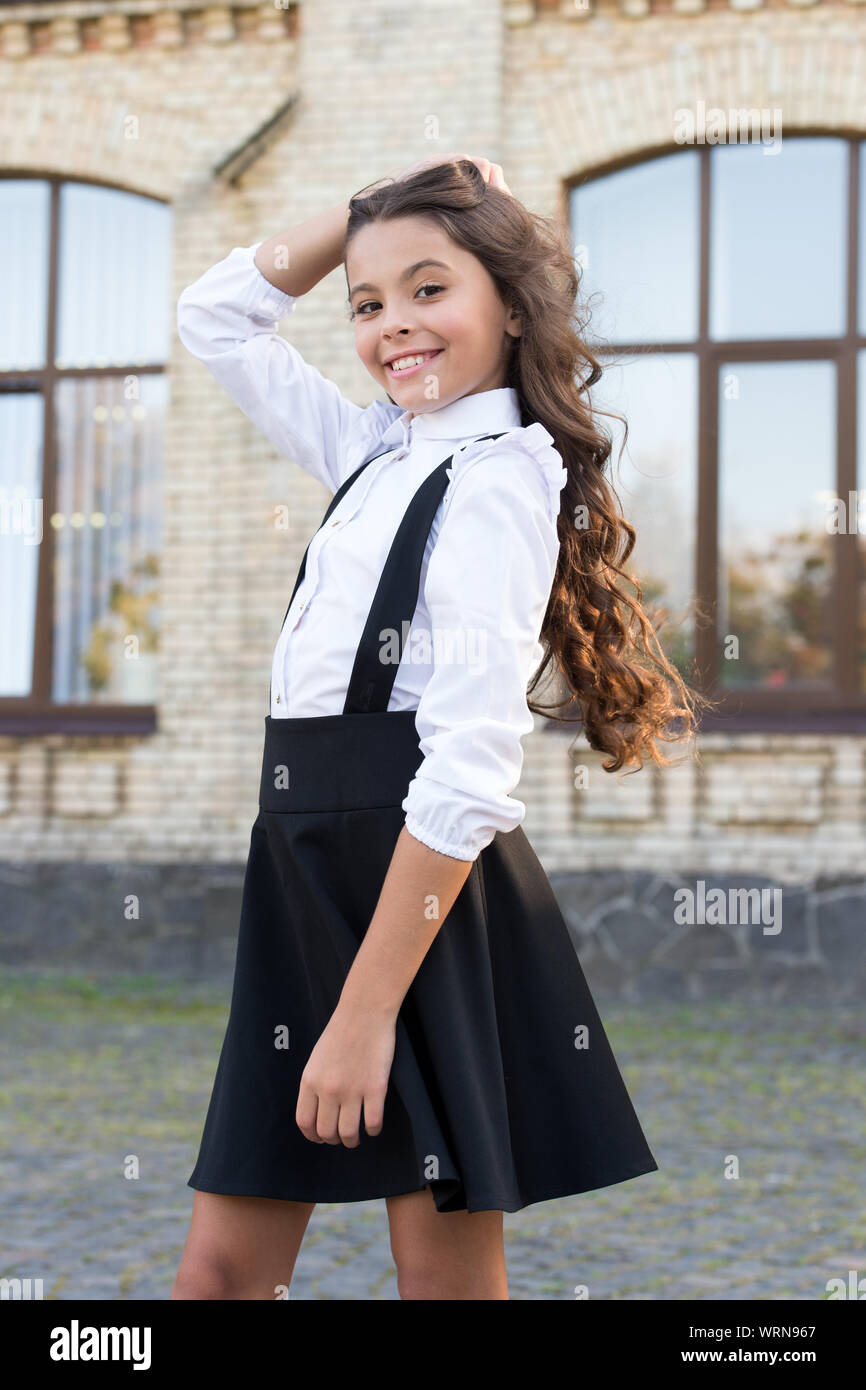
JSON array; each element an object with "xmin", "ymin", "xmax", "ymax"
[
  {"xmin": 269, "ymin": 431, "xmax": 509, "ymax": 717},
  {"xmin": 342, "ymin": 434, "xmax": 508, "ymax": 715}
]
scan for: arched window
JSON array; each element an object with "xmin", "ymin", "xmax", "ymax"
[
  {"xmin": 0, "ymin": 177, "xmax": 171, "ymax": 733},
  {"xmin": 569, "ymin": 136, "xmax": 865, "ymax": 729}
]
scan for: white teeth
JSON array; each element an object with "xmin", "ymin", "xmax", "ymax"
[{"xmin": 389, "ymin": 352, "xmax": 438, "ymax": 372}]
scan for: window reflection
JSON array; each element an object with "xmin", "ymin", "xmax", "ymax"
[
  {"xmin": 570, "ymin": 152, "xmax": 699, "ymax": 346},
  {"xmin": 571, "ymin": 136, "xmax": 864, "ymax": 711},
  {"xmin": 57, "ymin": 184, "xmax": 172, "ymax": 369},
  {"xmin": 588, "ymin": 353, "xmax": 698, "ymax": 678},
  {"xmin": 51, "ymin": 375, "xmax": 166, "ymax": 703},
  {"xmin": 0, "ymin": 181, "xmax": 49, "ymax": 371},
  {"xmin": 718, "ymin": 360, "xmax": 836, "ymax": 688},
  {"xmin": 861, "ymin": 146, "xmax": 866, "ymax": 336},
  {"xmin": 710, "ymin": 140, "xmax": 847, "ymax": 341},
  {"xmin": 0, "ymin": 395, "xmax": 43, "ymax": 694},
  {"xmin": 0, "ymin": 177, "xmax": 171, "ymax": 710},
  {"xmin": 859, "ymin": 351, "xmax": 866, "ymax": 693}
]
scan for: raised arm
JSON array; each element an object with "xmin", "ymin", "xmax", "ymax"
[
  {"xmin": 176, "ymin": 200, "xmax": 375, "ymax": 494},
  {"xmin": 252, "ymin": 199, "xmax": 351, "ymax": 297}
]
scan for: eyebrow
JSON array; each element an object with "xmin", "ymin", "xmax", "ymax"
[{"xmin": 348, "ymin": 259, "xmax": 452, "ymax": 299}]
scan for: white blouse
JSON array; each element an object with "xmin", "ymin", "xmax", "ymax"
[{"xmin": 176, "ymin": 242, "xmax": 568, "ymax": 862}]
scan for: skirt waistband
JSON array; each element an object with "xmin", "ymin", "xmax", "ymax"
[{"xmin": 258, "ymin": 709, "xmax": 424, "ymax": 813}]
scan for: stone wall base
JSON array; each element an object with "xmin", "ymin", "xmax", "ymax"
[{"xmin": 1, "ymin": 862, "xmax": 863, "ymax": 1002}]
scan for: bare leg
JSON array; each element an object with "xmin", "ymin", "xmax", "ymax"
[
  {"xmin": 386, "ymin": 1185, "xmax": 508, "ymax": 1300},
  {"xmin": 171, "ymin": 1191, "xmax": 316, "ymax": 1300}
]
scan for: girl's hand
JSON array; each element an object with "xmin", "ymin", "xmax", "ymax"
[
  {"xmin": 296, "ymin": 1002, "xmax": 396, "ymax": 1148},
  {"xmin": 393, "ymin": 152, "xmax": 512, "ymax": 196}
]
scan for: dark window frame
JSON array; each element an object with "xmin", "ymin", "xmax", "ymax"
[
  {"xmin": 0, "ymin": 172, "xmax": 167, "ymax": 736},
  {"xmin": 563, "ymin": 131, "xmax": 866, "ymax": 734}
]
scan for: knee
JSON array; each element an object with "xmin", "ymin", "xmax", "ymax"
[
  {"xmin": 395, "ymin": 1263, "xmax": 443, "ymax": 1301},
  {"xmin": 171, "ymin": 1251, "xmax": 243, "ymax": 1301},
  {"xmin": 394, "ymin": 1253, "xmax": 483, "ymax": 1301}
]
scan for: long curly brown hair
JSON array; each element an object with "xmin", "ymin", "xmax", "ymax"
[{"xmin": 344, "ymin": 159, "xmax": 715, "ymax": 773}]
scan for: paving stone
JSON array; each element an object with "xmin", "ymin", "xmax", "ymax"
[{"xmin": 1, "ymin": 977, "xmax": 864, "ymax": 1300}]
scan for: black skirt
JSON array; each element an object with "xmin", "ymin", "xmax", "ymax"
[{"xmin": 187, "ymin": 437, "xmax": 659, "ymax": 1213}]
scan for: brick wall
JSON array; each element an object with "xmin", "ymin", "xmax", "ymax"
[{"xmin": 0, "ymin": 0, "xmax": 864, "ymax": 886}]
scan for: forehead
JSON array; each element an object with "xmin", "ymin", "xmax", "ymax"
[{"xmin": 346, "ymin": 216, "xmax": 471, "ymax": 285}]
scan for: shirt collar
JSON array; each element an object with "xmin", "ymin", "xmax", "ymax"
[{"xmin": 378, "ymin": 386, "xmax": 522, "ymax": 450}]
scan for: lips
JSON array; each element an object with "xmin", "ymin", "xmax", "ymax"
[{"xmin": 385, "ymin": 348, "xmax": 444, "ymax": 378}]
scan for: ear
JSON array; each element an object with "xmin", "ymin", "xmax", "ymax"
[{"xmin": 505, "ymin": 302, "xmax": 522, "ymax": 338}]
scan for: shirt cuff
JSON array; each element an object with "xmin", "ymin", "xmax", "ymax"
[
  {"xmin": 247, "ymin": 240, "xmax": 299, "ymax": 321},
  {"xmin": 403, "ymin": 811, "xmax": 480, "ymax": 863},
  {"xmin": 402, "ymin": 773, "xmax": 526, "ymax": 864}
]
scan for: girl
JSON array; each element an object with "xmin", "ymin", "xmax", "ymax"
[{"xmin": 171, "ymin": 155, "xmax": 704, "ymax": 1302}]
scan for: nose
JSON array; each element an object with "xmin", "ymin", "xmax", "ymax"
[{"xmin": 380, "ymin": 307, "xmax": 415, "ymax": 344}]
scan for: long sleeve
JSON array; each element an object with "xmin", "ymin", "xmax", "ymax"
[
  {"xmin": 176, "ymin": 241, "xmax": 371, "ymax": 494},
  {"xmin": 401, "ymin": 427, "xmax": 567, "ymax": 862}
]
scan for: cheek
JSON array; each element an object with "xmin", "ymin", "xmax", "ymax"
[
  {"xmin": 355, "ymin": 325, "xmax": 380, "ymax": 367},
  {"xmin": 442, "ymin": 292, "xmax": 500, "ymax": 351},
  {"xmin": 432, "ymin": 307, "xmax": 474, "ymax": 350}
]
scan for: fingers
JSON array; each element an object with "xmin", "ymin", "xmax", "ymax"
[
  {"xmin": 336, "ymin": 1099, "xmax": 363, "ymax": 1149},
  {"xmin": 362, "ymin": 1095, "xmax": 384, "ymax": 1138},
  {"xmin": 494, "ymin": 166, "xmax": 513, "ymax": 195},
  {"xmin": 484, "ymin": 160, "xmax": 512, "ymax": 195},
  {"xmin": 468, "ymin": 156, "xmax": 512, "ymax": 195},
  {"xmin": 310, "ymin": 1090, "xmax": 361, "ymax": 1148},
  {"xmin": 295, "ymin": 1075, "xmax": 325, "ymax": 1143},
  {"xmin": 296, "ymin": 1077, "xmax": 386, "ymax": 1148},
  {"xmin": 314, "ymin": 1091, "xmax": 343, "ymax": 1145}
]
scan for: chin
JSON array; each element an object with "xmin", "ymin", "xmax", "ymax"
[{"xmin": 383, "ymin": 389, "xmax": 420, "ymax": 409}]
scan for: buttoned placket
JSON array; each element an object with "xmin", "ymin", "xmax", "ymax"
[{"xmin": 272, "ymin": 418, "xmax": 414, "ymax": 710}]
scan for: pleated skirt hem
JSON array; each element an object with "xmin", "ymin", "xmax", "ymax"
[{"xmin": 187, "ymin": 1154, "xmax": 659, "ymax": 1216}]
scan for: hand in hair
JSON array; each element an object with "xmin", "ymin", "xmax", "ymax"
[{"xmin": 393, "ymin": 153, "xmax": 512, "ymax": 196}]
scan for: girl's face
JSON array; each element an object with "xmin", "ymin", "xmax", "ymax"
[{"xmin": 346, "ymin": 216, "xmax": 521, "ymax": 417}]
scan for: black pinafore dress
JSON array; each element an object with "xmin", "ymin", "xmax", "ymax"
[{"xmin": 188, "ymin": 436, "xmax": 659, "ymax": 1214}]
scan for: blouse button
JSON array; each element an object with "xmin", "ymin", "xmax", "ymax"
[{"xmin": 275, "ymin": 694, "xmax": 281, "ymax": 704}]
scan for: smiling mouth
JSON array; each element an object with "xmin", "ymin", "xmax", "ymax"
[{"xmin": 385, "ymin": 349, "xmax": 444, "ymax": 379}]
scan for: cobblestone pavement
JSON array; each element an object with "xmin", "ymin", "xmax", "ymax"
[{"xmin": 1, "ymin": 973, "xmax": 863, "ymax": 1301}]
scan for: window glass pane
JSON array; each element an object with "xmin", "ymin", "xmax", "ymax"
[
  {"xmin": 718, "ymin": 360, "xmax": 836, "ymax": 689},
  {"xmin": 861, "ymin": 144, "xmax": 866, "ymax": 336},
  {"xmin": 0, "ymin": 180, "xmax": 50, "ymax": 370},
  {"xmin": 0, "ymin": 395, "xmax": 44, "ymax": 694},
  {"xmin": 586, "ymin": 352, "xmax": 698, "ymax": 678},
  {"xmin": 859, "ymin": 351, "xmax": 866, "ymax": 693},
  {"xmin": 570, "ymin": 152, "xmax": 699, "ymax": 345},
  {"xmin": 56, "ymin": 185, "xmax": 172, "ymax": 369},
  {"xmin": 51, "ymin": 374, "xmax": 166, "ymax": 703},
  {"xmin": 710, "ymin": 140, "xmax": 847, "ymax": 341}
]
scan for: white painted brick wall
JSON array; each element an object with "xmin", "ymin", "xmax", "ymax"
[{"xmin": 0, "ymin": 0, "xmax": 863, "ymax": 875}]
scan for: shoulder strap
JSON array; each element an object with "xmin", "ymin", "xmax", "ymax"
[{"xmin": 342, "ymin": 433, "xmax": 508, "ymax": 715}]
